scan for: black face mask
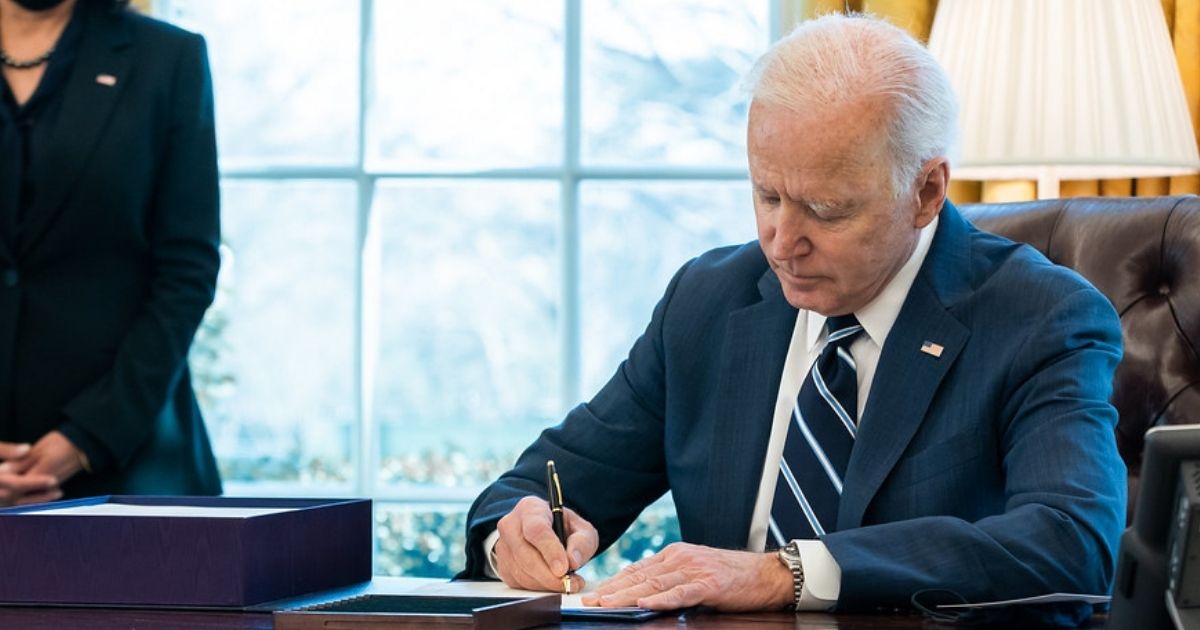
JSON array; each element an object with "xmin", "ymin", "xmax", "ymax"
[{"xmin": 13, "ymin": 0, "xmax": 69, "ymax": 11}]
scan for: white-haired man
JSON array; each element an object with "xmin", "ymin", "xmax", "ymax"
[{"xmin": 462, "ymin": 13, "xmax": 1125, "ymax": 621}]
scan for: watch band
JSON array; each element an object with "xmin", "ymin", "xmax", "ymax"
[{"xmin": 777, "ymin": 540, "xmax": 805, "ymax": 610}]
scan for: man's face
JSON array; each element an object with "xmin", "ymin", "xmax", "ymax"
[{"xmin": 747, "ymin": 99, "xmax": 941, "ymax": 316}]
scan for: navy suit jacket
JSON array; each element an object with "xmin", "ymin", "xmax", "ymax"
[
  {"xmin": 0, "ymin": 4, "xmax": 221, "ymax": 496},
  {"xmin": 464, "ymin": 202, "xmax": 1126, "ymax": 616}
]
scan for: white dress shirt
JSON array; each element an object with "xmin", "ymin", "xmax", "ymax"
[
  {"xmin": 484, "ymin": 217, "xmax": 939, "ymax": 608},
  {"xmin": 746, "ymin": 216, "xmax": 938, "ymax": 609}
]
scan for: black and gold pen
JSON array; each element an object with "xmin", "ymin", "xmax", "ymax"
[{"xmin": 546, "ymin": 460, "xmax": 572, "ymax": 594}]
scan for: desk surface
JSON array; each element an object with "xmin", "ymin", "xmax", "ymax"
[
  {"xmin": 0, "ymin": 607, "xmax": 1108, "ymax": 629},
  {"xmin": 0, "ymin": 577, "xmax": 1109, "ymax": 629}
]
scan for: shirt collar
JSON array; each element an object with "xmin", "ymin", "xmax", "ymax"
[{"xmin": 805, "ymin": 215, "xmax": 940, "ymax": 352}]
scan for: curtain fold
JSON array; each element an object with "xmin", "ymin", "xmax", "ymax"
[
  {"xmin": 861, "ymin": 0, "xmax": 936, "ymax": 41},
  {"xmin": 1171, "ymin": 0, "xmax": 1200, "ymax": 194},
  {"xmin": 787, "ymin": 0, "xmax": 1200, "ymax": 202}
]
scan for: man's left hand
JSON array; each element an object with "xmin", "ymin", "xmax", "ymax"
[
  {"xmin": 2, "ymin": 431, "xmax": 85, "ymax": 486},
  {"xmin": 581, "ymin": 542, "xmax": 794, "ymax": 611}
]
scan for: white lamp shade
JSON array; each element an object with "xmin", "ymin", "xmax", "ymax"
[{"xmin": 928, "ymin": 0, "xmax": 1200, "ymax": 182}]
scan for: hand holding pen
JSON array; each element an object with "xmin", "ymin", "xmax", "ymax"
[{"xmin": 491, "ymin": 461, "xmax": 601, "ymax": 594}]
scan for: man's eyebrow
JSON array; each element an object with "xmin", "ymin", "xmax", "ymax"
[
  {"xmin": 750, "ymin": 186, "xmax": 853, "ymax": 211},
  {"xmin": 752, "ymin": 183, "xmax": 778, "ymax": 195},
  {"xmin": 805, "ymin": 198, "xmax": 853, "ymax": 213}
]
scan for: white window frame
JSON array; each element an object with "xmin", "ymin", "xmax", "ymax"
[{"xmin": 157, "ymin": 0, "xmax": 784, "ymax": 511}]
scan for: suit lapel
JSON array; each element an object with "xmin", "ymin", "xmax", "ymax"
[
  {"xmin": 703, "ymin": 270, "xmax": 797, "ymax": 549},
  {"xmin": 838, "ymin": 203, "xmax": 975, "ymax": 530},
  {"xmin": 19, "ymin": 6, "xmax": 132, "ymax": 259}
]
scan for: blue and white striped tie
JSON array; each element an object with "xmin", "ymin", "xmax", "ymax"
[{"xmin": 769, "ymin": 314, "xmax": 863, "ymax": 546}]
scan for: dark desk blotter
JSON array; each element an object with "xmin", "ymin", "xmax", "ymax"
[
  {"xmin": 0, "ymin": 495, "xmax": 371, "ymax": 608},
  {"xmin": 273, "ymin": 594, "xmax": 561, "ymax": 630}
]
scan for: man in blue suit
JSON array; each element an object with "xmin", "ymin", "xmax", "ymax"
[{"xmin": 462, "ymin": 14, "xmax": 1125, "ymax": 620}]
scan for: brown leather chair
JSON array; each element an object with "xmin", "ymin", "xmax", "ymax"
[{"xmin": 959, "ymin": 195, "xmax": 1200, "ymax": 521}]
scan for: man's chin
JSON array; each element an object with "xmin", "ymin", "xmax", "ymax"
[
  {"xmin": 772, "ymin": 271, "xmax": 850, "ymax": 314},
  {"xmin": 781, "ymin": 290, "xmax": 837, "ymax": 315}
]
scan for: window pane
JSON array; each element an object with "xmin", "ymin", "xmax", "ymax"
[
  {"xmin": 579, "ymin": 181, "xmax": 755, "ymax": 396},
  {"xmin": 160, "ymin": 0, "xmax": 359, "ymax": 168},
  {"xmin": 372, "ymin": 181, "xmax": 560, "ymax": 492},
  {"xmin": 375, "ymin": 503, "xmax": 468, "ymax": 578},
  {"xmin": 367, "ymin": 2, "xmax": 564, "ymax": 171},
  {"xmin": 581, "ymin": 0, "xmax": 769, "ymax": 167},
  {"xmin": 192, "ymin": 180, "xmax": 357, "ymax": 488}
]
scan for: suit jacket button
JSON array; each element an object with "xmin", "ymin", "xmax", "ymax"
[{"xmin": 3, "ymin": 270, "xmax": 17, "ymax": 288}]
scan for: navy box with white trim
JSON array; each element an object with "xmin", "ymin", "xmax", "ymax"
[{"xmin": 0, "ymin": 495, "xmax": 371, "ymax": 607}]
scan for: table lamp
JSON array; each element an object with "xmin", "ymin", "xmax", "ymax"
[{"xmin": 928, "ymin": 0, "xmax": 1200, "ymax": 199}]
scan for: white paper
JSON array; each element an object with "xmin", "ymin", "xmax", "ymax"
[
  {"xmin": 411, "ymin": 578, "xmax": 650, "ymax": 613},
  {"xmin": 413, "ymin": 578, "xmax": 588, "ymax": 608},
  {"xmin": 937, "ymin": 593, "xmax": 1112, "ymax": 609},
  {"xmin": 20, "ymin": 504, "xmax": 296, "ymax": 518}
]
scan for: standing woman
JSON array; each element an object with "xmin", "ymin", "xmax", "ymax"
[{"xmin": 0, "ymin": 0, "xmax": 221, "ymax": 504}]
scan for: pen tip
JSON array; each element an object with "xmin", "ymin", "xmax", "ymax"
[{"xmin": 547, "ymin": 460, "xmax": 555, "ymax": 468}]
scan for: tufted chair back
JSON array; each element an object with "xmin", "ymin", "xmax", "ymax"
[{"xmin": 960, "ymin": 195, "xmax": 1200, "ymax": 520}]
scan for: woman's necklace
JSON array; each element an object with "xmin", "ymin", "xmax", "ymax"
[{"xmin": 0, "ymin": 45, "xmax": 54, "ymax": 69}]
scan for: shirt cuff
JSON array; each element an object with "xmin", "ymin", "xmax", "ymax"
[
  {"xmin": 482, "ymin": 530, "xmax": 502, "ymax": 579},
  {"xmin": 794, "ymin": 539, "xmax": 841, "ymax": 610}
]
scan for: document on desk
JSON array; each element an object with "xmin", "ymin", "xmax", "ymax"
[
  {"xmin": 417, "ymin": 580, "xmax": 660, "ymax": 620},
  {"xmin": 936, "ymin": 593, "xmax": 1111, "ymax": 609}
]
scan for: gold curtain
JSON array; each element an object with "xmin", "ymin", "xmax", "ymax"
[{"xmin": 786, "ymin": 0, "xmax": 1200, "ymax": 203}]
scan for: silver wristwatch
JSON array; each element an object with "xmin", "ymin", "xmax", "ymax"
[{"xmin": 776, "ymin": 540, "xmax": 805, "ymax": 610}]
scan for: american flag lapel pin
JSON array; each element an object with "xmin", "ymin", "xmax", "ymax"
[
  {"xmin": 920, "ymin": 340, "xmax": 944, "ymax": 358},
  {"xmin": 95, "ymin": 74, "xmax": 117, "ymax": 87}
]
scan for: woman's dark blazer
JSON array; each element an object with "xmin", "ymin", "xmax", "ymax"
[{"xmin": 0, "ymin": 3, "xmax": 222, "ymax": 497}]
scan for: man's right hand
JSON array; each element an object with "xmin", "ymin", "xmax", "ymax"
[
  {"xmin": 0, "ymin": 441, "xmax": 61, "ymax": 506},
  {"xmin": 494, "ymin": 495, "xmax": 600, "ymax": 592}
]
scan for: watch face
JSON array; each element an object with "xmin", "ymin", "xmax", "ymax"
[{"xmin": 778, "ymin": 541, "xmax": 802, "ymax": 564}]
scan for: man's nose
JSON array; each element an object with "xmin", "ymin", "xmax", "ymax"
[{"xmin": 771, "ymin": 202, "xmax": 813, "ymax": 259}]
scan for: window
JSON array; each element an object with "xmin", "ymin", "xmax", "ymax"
[{"xmin": 161, "ymin": 0, "xmax": 773, "ymax": 578}]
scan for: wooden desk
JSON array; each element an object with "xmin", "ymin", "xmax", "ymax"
[
  {"xmin": 0, "ymin": 578, "xmax": 1108, "ymax": 628},
  {"xmin": 0, "ymin": 607, "xmax": 1107, "ymax": 629}
]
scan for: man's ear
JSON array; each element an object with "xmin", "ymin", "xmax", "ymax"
[{"xmin": 912, "ymin": 157, "xmax": 949, "ymax": 229}]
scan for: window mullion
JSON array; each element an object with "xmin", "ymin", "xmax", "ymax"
[
  {"xmin": 356, "ymin": 0, "xmax": 375, "ymax": 504},
  {"xmin": 561, "ymin": 0, "xmax": 583, "ymax": 413}
]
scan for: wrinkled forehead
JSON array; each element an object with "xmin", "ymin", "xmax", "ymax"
[{"xmin": 747, "ymin": 99, "xmax": 894, "ymax": 184}]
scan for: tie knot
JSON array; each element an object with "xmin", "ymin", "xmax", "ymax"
[{"xmin": 825, "ymin": 314, "xmax": 863, "ymax": 347}]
